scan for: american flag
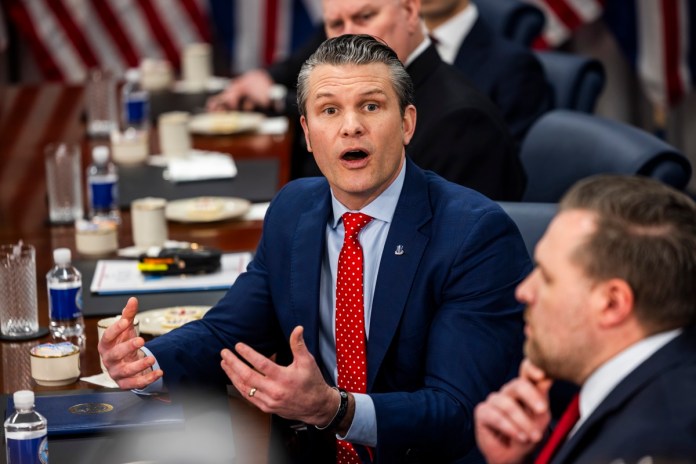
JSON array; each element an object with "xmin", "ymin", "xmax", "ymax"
[
  {"xmin": 526, "ymin": 0, "xmax": 605, "ymax": 49},
  {"xmin": 4, "ymin": 0, "xmax": 211, "ymax": 81},
  {"xmin": 529, "ymin": 0, "xmax": 694, "ymax": 109},
  {"xmin": 604, "ymin": 0, "xmax": 695, "ymax": 109},
  {"xmin": 3, "ymin": 0, "xmax": 322, "ymax": 82},
  {"xmin": 211, "ymin": 0, "xmax": 321, "ymax": 73}
]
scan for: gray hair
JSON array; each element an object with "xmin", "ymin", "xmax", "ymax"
[
  {"xmin": 296, "ymin": 34, "xmax": 414, "ymax": 118},
  {"xmin": 560, "ymin": 175, "xmax": 696, "ymax": 332}
]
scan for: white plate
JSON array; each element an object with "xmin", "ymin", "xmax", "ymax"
[
  {"xmin": 188, "ymin": 112, "xmax": 265, "ymax": 135},
  {"xmin": 139, "ymin": 306, "xmax": 211, "ymax": 336},
  {"xmin": 165, "ymin": 196, "xmax": 251, "ymax": 223},
  {"xmin": 172, "ymin": 76, "xmax": 230, "ymax": 93}
]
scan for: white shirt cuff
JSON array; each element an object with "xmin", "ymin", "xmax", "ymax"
[
  {"xmin": 131, "ymin": 346, "xmax": 164, "ymax": 395},
  {"xmin": 338, "ymin": 393, "xmax": 377, "ymax": 447}
]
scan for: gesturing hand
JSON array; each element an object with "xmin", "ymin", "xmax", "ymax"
[
  {"xmin": 220, "ymin": 325, "xmax": 338, "ymax": 426},
  {"xmin": 97, "ymin": 297, "xmax": 163, "ymax": 390},
  {"xmin": 206, "ymin": 69, "xmax": 275, "ymax": 112}
]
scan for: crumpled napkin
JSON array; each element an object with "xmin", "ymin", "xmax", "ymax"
[
  {"xmin": 81, "ymin": 372, "xmax": 119, "ymax": 389},
  {"xmin": 161, "ymin": 151, "xmax": 238, "ymax": 183}
]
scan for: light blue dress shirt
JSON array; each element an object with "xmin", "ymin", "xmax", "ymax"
[
  {"xmin": 320, "ymin": 161, "xmax": 406, "ymax": 446},
  {"xmin": 141, "ymin": 161, "xmax": 406, "ymax": 448}
]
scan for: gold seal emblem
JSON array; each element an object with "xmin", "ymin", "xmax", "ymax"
[{"xmin": 68, "ymin": 402, "xmax": 114, "ymax": 414}]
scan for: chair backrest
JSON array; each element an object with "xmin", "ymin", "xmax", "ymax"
[
  {"xmin": 535, "ymin": 51, "xmax": 606, "ymax": 112},
  {"xmin": 520, "ymin": 110, "xmax": 692, "ymax": 202},
  {"xmin": 498, "ymin": 202, "xmax": 557, "ymax": 258},
  {"xmin": 473, "ymin": 0, "xmax": 545, "ymax": 47}
]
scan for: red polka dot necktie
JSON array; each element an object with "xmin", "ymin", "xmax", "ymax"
[
  {"xmin": 336, "ymin": 212, "xmax": 372, "ymax": 464},
  {"xmin": 534, "ymin": 394, "xmax": 580, "ymax": 464}
]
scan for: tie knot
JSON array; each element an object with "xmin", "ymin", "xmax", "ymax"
[
  {"xmin": 342, "ymin": 212, "xmax": 372, "ymax": 239},
  {"xmin": 428, "ymin": 32, "xmax": 440, "ymax": 46}
]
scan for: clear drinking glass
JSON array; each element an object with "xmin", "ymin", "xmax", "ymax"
[
  {"xmin": 44, "ymin": 142, "xmax": 84, "ymax": 224},
  {"xmin": 0, "ymin": 244, "xmax": 39, "ymax": 337},
  {"xmin": 86, "ymin": 68, "xmax": 118, "ymax": 137}
]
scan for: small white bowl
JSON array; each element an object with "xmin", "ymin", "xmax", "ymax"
[
  {"xmin": 30, "ymin": 342, "xmax": 80, "ymax": 386},
  {"xmin": 75, "ymin": 219, "xmax": 118, "ymax": 256}
]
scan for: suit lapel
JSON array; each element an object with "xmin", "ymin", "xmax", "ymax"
[
  {"xmin": 367, "ymin": 160, "xmax": 432, "ymax": 390},
  {"xmin": 454, "ymin": 18, "xmax": 491, "ymax": 83},
  {"xmin": 289, "ymin": 187, "xmax": 332, "ymax": 357},
  {"xmin": 407, "ymin": 44, "xmax": 441, "ymax": 91},
  {"xmin": 551, "ymin": 327, "xmax": 696, "ymax": 463}
]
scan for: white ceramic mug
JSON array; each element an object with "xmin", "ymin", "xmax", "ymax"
[
  {"xmin": 158, "ymin": 111, "xmax": 191, "ymax": 158},
  {"xmin": 182, "ymin": 43, "xmax": 212, "ymax": 91},
  {"xmin": 131, "ymin": 197, "xmax": 168, "ymax": 248},
  {"xmin": 30, "ymin": 342, "xmax": 80, "ymax": 386}
]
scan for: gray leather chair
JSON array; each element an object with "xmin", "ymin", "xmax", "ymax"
[
  {"xmin": 520, "ymin": 110, "xmax": 692, "ymax": 202},
  {"xmin": 473, "ymin": 0, "xmax": 545, "ymax": 47},
  {"xmin": 498, "ymin": 202, "xmax": 557, "ymax": 258},
  {"xmin": 536, "ymin": 51, "xmax": 605, "ymax": 112}
]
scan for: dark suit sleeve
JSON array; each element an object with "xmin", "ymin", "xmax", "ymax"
[
  {"xmin": 145, "ymin": 206, "xmax": 284, "ymax": 388},
  {"xmin": 265, "ymin": 30, "xmax": 326, "ymax": 113},
  {"xmin": 372, "ymin": 206, "xmax": 529, "ymax": 461},
  {"xmin": 408, "ymin": 106, "xmax": 526, "ymax": 201},
  {"xmin": 266, "ymin": 30, "xmax": 325, "ymax": 87},
  {"xmin": 490, "ymin": 52, "xmax": 551, "ymax": 141}
]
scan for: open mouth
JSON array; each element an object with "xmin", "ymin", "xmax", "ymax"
[{"xmin": 342, "ymin": 149, "xmax": 369, "ymax": 161}]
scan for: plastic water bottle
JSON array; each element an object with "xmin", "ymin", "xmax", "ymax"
[
  {"xmin": 87, "ymin": 146, "xmax": 120, "ymax": 222},
  {"xmin": 122, "ymin": 68, "xmax": 150, "ymax": 133},
  {"xmin": 46, "ymin": 248, "xmax": 84, "ymax": 343},
  {"xmin": 4, "ymin": 390, "xmax": 48, "ymax": 464}
]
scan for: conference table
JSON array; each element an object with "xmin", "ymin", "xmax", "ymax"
[{"xmin": 0, "ymin": 84, "xmax": 292, "ymax": 463}]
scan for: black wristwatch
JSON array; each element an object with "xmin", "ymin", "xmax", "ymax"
[{"xmin": 315, "ymin": 387, "xmax": 349, "ymax": 431}]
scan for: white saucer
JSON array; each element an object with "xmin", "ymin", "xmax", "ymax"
[
  {"xmin": 139, "ymin": 306, "xmax": 211, "ymax": 336},
  {"xmin": 188, "ymin": 112, "xmax": 265, "ymax": 135},
  {"xmin": 172, "ymin": 76, "xmax": 230, "ymax": 94},
  {"xmin": 165, "ymin": 196, "xmax": 251, "ymax": 223}
]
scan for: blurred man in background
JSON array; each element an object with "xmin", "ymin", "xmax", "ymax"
[{"xmin": 421, "ymin": 0, "xmax": 551, "ymax": 140}]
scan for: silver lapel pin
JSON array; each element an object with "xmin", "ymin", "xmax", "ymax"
[{"xmin": 395, "ymin": 245, "xmax": 404, "ymax": 256}]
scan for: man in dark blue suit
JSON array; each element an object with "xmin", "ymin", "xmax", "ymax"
[
  {"xmin": 475, "ymin": 175, "xmax": 696, "ymax": 463},
  {"xmin": 422, "ymin": 0, "xmax": 552, "ymax": 141},
  {"xmin": 101, "ymin": 35, "xmax": 529, "ymax": 463}
]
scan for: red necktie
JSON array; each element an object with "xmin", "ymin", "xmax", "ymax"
[
  {"xmin": 335, "ymin": 212, "xmax": 372, "ymax": 464},
  {"xmin": 534, "ymin": 394, "xmax": 580, "ymax": 464}
]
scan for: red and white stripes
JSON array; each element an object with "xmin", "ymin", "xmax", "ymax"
[
  {"xmin": 231, "ymin": 0, "xmax": 321, "ymax": 72},
  {"xmin": 636, "ymin": 0, "xmax": 692, "ymax": 107},
  {"xmin": 5, "ymin": 0, "xmax": 210, "ymax": 82},
  {"xmin": 526, "ymin": 0, "xmax": 605, "ymax": 48}
]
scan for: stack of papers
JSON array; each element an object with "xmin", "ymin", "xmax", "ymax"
[
  {"xmin": 165, "ymin": 151, "xmax": 238, "ymax": 182},
  {"xmin": 90, "ymin": 252, "xmax": 252, "ymax": 295}
]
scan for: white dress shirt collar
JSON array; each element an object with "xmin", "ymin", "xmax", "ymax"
[
  {"xmin": 404, "ymin": 32, "xmax": 432, "ymax": 68},
  {"xmin": 429, "ymin": 3, "xmax": 478, "ymax": 65},
  {"xmin": 573, "ymin": 328, "xmax": 682, "ymax": 434}
]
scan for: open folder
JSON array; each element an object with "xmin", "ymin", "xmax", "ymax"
[
  {"xmin": 90, "ymin": 252, "xmax": 252, "ymax": 295},
  {"xmin": 5, "ymin": 391, "xmax": 184, "ymax": 436}
]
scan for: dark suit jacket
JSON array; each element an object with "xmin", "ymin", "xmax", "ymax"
[
  {"xmin": 453, "ymin": 18, "xmax": 552, "ymax": 141},
  {"xmin": 267, "ymin": 33, "xmax": 525, "ymax": 201},
  {"xmin": 550, "ymin": 326, "xmax": 696, "ymax": 463},
  {"xmin": 406, "ymin": 44, "xmax": 525, "ymax": 201},
  {"xmin": 146, "ymin": 159, "xmax": 530, "ymax": 463}
]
